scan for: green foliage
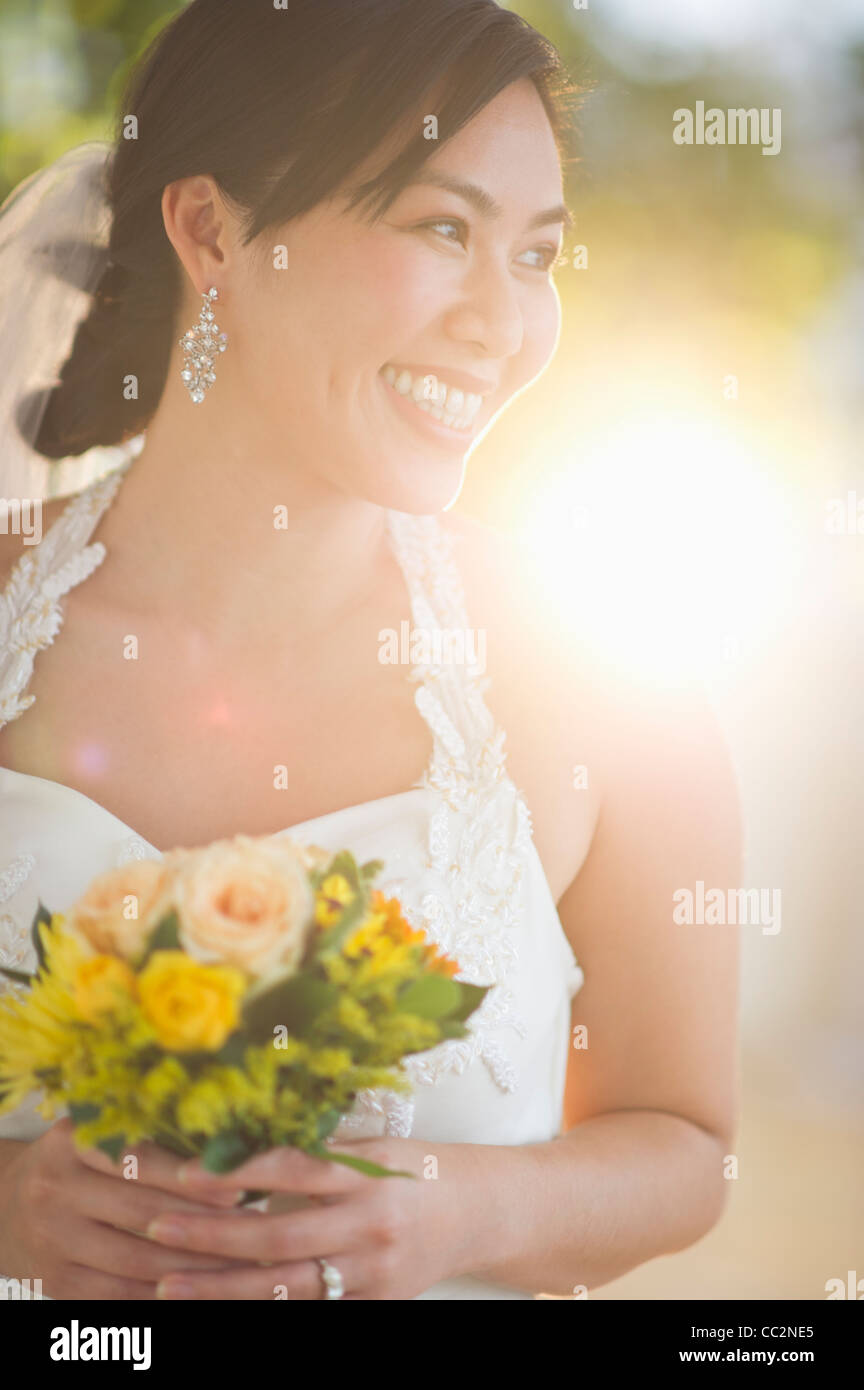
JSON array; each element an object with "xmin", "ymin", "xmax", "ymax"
[
  {"xmin": 243, "ymin": 973, "xmax": 339, "ymax": 1040},
  {"xmin": 31, "ymin": 903, "xmax": 54, "ymax": 973},
  {"xmin": 139, "ymin": 910, "xmax": 181, "ymax": 963},
  {"xmin": 200, "ymin": 1130, "xmax": 252, "ymax": 1174},
  {"xmin": 396, "ymin": 973, "xmax": 462, "ymax": 1020}
]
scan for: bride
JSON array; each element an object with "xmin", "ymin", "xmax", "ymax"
[{"xmin": 0, "ymin": 0, "xmax": 740, "ymax": 1300}]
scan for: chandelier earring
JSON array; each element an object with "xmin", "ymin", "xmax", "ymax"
[{"xmin": 179, "ymin": 286, "xmax": 228, "ymax": 404}]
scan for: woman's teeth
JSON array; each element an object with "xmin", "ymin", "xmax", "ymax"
[{"xmin": 380, "ymin": 364, "xmax": 482, "ymax": 431}]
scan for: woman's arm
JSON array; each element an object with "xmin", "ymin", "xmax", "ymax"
[
  {"xmin": 148, "ymin": 674, "xmax": 741, "ymax": 1301},
  {"xmin": 468, "ymin": 668, "xmax": 742, "ymax": 1294},
  {"xmin": 438, "ymin": 673, "xmax": 741, "ymax": 1295},
  {"xmin": 419, "ymin": 1106, "xmax": 730, "ymax": 1295}
]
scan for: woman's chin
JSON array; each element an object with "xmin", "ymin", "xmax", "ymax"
[{"xmin": 375, "ymin": 455, "xmax": 466, "ymax": 515}]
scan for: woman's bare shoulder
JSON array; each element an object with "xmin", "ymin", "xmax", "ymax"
[
  {"xmin": 440, "ymin": 510, "xmax": 738, "ymax": 893},
  {"xmin": 441, "ymin": 508, "xmax": 728, "ymax": 739},
  {"xmin": 440, "ymin": 511, "xmax": 606, "ymax": 892},
  {"xmin": 440, "ymin": 509, "xmax": 610, "ymax": 719}
]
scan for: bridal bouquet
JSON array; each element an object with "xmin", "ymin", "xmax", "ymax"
[{"xmin": 0, "ymin": 836, "xmax": 487, "ymax": 1179}]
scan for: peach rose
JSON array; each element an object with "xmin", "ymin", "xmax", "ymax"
[
  {"xmin": 171, "ymin": 835, "xmax": 314, "ymax": 977},
  {"xmin": 66, "ymin": 860, "xmax": 175, "ymax": 963},
  {"xmin": 277, "ymin": 838, "xmax": 333, "ymax": 876}
]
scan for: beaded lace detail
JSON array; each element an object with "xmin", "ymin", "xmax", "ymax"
[
  {"xmin": 337, "ymin": 512, "xmax": 539, "ymax": 1138},
  {"xmin": 0, "ymin": 853, "xmax": 37, "ymax": 999},
  {"xmin": 0, "ymin": 462, "xmax": 131, "ymax": 731},
  {"xmin": 0, "ymin": 461, "xmax": 146, "ymax": 984}
]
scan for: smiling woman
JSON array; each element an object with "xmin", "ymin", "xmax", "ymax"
[
  {"xmin": 0, "ymin": 0, "xmax": 740, "ymax": 1304},
  {"xmin": 19, "ymin": 0, "xmax": 579, "ymax": 515}
]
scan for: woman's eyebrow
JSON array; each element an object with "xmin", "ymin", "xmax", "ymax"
[{"xmin": 404, "ymin": 171, "xmax": 573, "ymax": 232}]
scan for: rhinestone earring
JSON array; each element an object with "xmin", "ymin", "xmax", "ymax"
[{"xmin": 179, "ymin": 286, "xmax": 228, "ymax": 404}]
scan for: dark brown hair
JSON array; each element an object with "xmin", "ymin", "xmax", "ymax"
[{"xmin": 31, "ymin": 0, "xmax": 581, "ymax": 459}]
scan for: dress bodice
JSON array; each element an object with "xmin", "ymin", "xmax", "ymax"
[{"xmin": 0, "ymin": 455, "xmax": 584, "ymax": 1300}]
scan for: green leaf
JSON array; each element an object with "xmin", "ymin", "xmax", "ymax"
[
  {"xmin": 315, "ymin": 1108, "xmax": 342, "ymax": 1142},
  {"xmin": 307, "ymin": 1141, "xmax": 416, "ymax": 1179},
  {"xmin": 397, "ymin": 973, "xmax": 462, "ymax": 1020},
  {"xmin": 311, "ymin": 888, "xmax": 370, "ymax": 958},
  {"xmin": 325, "ymin": 851, "xmax": 360, "ymax": 891},
  {"xmin": 200, "ymin": 1132, "xmax": 253, "ymax": 1174},
  {"xmin": 243, "ymin": 972, "xmax": 338, "ymax": 1040},
  {"xmin": 0, "ymin": 964, "xmax": 34, "ymax": 986},
  {"xmin": 449, "ymin": 980, "xmax": 491, "ymax": 1024},
  {"xmin": 30, "ymin": 901, "xmax": 53, "ymax": 972},
  {"xmin": 68, "ymin": 1101, "xmax": 101, "ymax": 1125},
  {"xmin": 140, "ymin": 910, "xmax": 181, "ymax": 962},
  {"xmin": 359, "ymin": 858, "xmax": 384, "ymax": 882},
  {"xmin": 152, "ymin": 1129, "xmax": 199, "ymax": 1160},
  {"xmin": 426, "ymin": 1018, "xmax": 470, "ymax": 1043},
  {"xmin": 95, "ymin": 1135, "xmax": 127, "ymax": 1164},
  {"xmin": 209, "ymin": 1033, "xmax": 248, "ymax": 1066}
]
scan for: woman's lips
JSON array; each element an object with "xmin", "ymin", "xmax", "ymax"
[
  {"xmin": 383, "ymin": 369, "xmax": 491, "ymax": 450},
  {"xmin": 378, "ymin": 372, "xmax": 480, "ymax": 453}
]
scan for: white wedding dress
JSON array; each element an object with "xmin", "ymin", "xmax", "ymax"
[{"xmin": 0, "ymin": 456, "xmax": 584, "ymax": 1300}]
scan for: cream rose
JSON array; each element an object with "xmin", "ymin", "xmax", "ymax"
[
  {"xmin": 66, "ymin": 859, "xmax": 174, "ymax": 962},
  {"xmin": 277, "ymin": 838, "xmax": 333, "ymax": 876},
  {"xmin": 171, "ymin": 835, "xmax": 315, "ymax": 978}
]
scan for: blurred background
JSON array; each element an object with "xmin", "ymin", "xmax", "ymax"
[{"xmin": 1, "ymin": 0, "xmax": 862, "ymax": 1300}]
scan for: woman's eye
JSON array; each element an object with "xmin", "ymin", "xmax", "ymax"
[
  {"xmin": 518, "ymin": 245, "xmax": 564, "ymax": 273},
  {"xmin": 418, "ymin": 217, "xmax": 467, "ymax": 245},
  {"xmin": 415, "ymin": 219, "xmax": 562, "ymax": 274}
]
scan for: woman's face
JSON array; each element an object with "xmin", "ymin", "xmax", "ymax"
[{"xmin": 231, "ymin": 77, "xmax": 567, "ymax": 513}]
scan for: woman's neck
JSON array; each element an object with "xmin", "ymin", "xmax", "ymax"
[{"xmin": 96, "ymin": 386, "xmax": 392, "ymax": 646}]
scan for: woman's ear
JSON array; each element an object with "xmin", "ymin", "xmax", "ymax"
[{"xmin": 161, "ymin": 175, "xmax": 236, "ymax": 297}]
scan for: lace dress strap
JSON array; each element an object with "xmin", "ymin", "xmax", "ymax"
[
  {"xmin": 0, "ymin": 461, "xmax": 131, "ymax": 731},
  {"xmin": 352, "ymin": 508, "xmax": 539, "ymax": 1137},
  {"xmin": 384, "ymin": 509, "xmax": 509, "ymax": 790}
]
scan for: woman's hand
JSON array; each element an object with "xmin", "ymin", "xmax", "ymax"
[
  {"xmin": 147, "ymin": 1137, "xmax": 484, "ymax": 1300},
  {"xmin": 0, "ymin": 1117, "xmax": 251, "ymax": 1300}
]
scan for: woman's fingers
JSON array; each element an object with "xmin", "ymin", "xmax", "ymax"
[
  {"xmin": 71, "ymin": 1165, "xmax": 245, "ymax": 1237},
  {"xmin": 77, "ymin": 1139, "xmax": 243, "ymax": 1207},
  {"xmin": 179, "ymin": 1141, "xmax": 386, "ymax": 1199},
  {"xmin": 146, "ymin": 1199, "xmax": 363, "ymax": 1263},
  {"xmin": 156, "ymin": 1253, "xmax": 365, "ymax": 1301},
  {"xmin": 59, "ymin": 1216, "xmax": 245, "ymax": 1282}
]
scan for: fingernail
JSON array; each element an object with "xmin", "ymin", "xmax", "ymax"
[
  {"xmin": 147, "ymin": 1217, "xmax": 187, "ymax": 1244},
  {"xmin": 157, "ymin": 1277, "xmax": 195, "ymax": 1300}
]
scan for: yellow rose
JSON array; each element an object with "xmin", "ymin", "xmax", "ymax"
[
  {"xmin": 74, "ymin": 956, "xmax": 138, "ymax": 1024},
  {"xmin": 138, "ymin": 951, "xmax": 245, "ymax": 1051},
  {"xmin": 172, "ymin": 836, "xmax": 314, "ymax": 978},
  {"xmin": 67, "ymin": 860, "xmax": 174, "ymax": 962}
]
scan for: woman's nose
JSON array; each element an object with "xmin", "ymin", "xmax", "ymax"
[{"xmin": 443, "ymin": 259, "xmax": 524, "ymax": 361}]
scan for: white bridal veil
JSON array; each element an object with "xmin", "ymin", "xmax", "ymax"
[{"xmin": 0, "ymin": 140, "xmax": 138, "ymax": 501}]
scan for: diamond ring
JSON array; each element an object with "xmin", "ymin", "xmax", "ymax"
[{"xmin": 317, "ymin": 1257, "xmax": 345, "ymax": 1300}]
